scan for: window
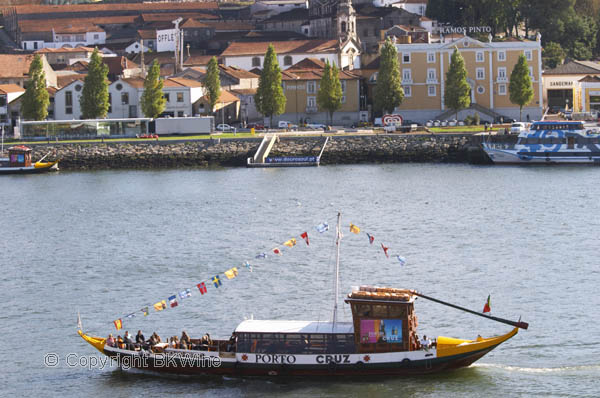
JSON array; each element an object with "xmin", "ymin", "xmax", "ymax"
[
  {"xmin": 497, "ymin": 67, "xmax": 507, "ymax": 80},
  {"xmin": 74, "ymin": 84, "xmax": 82, "ymax": 92},
  {"xmin": 403, "ymin": 85, "xmax": 411, "ymax": 97},
  {"xmin": 427, "ymin": 68, "xmax": 436, "ymax": 81},
  {"xmin": 307, "ymin": 96, "xmax": 316, "ymax": 107},
  {"xmin": 178, "ymin": 111, "xmax": 184, "ymax": 117},
  {"xmin": 529, "ymin": 66, "xmax": 534, "ymax": 79},
  {"xmin": 402, "ymin": 68, "xmax": 411, "ymax": 82},
  {"xmin": 164, "ymin": 93, "xmax": 170, "ymax": 102},
  {"xmin": 65, "ymin": 91, "xmax": 72, "ymax": 114},
  {"xmin": 33, "ymin": 42, "xmax": 38, "ymax": 50},
  {"xmin": 427, "ymin": 52, "xmax": 435, "ymax": 63},
  {"xmin": 76, "ymin": 34, "xmax": 85, "ymax": 41},
  {"xmin": 498, "ymin": 84, "xmax": 506, "ymax": 95},
  {"xmin": 428, "ymin": 85, "xmax": 436, "ymax": 96},
  {"xmin": 252, "ymin": 57, "xmax": 261, "ymax": 67},
  {"xmin": 23, "ymin": 42, "xmax": 27, "ymax": 50},
  {"xmin": 307, "ymin": 81, "xmax": 316, "ymax": 94},
  {"xmin": 402, "ymin": 52, "xmax": 411, "ymax": 64},
  {"xmin": 283, "ymin": 55, "xmax": 292, "ymax": 66},
  {"xmin": 525, "ymin": 50, "xmax": 532, "ymax": 61},
  {"xmin": 476, "ymin": 67, "xmax": 485, "ymax": 80},
  {"xmin": 0, "ymin": 96, "xmax": 6, "ymax": 106},
  {"xmin": 94, "ymin": 34, "xmax": 99, "ymax": 40},
  {"xmin": 497, "ymin": 50, "xmax": 506, "ymax": 61},
  {"xmin": 108, "ymin": 93, "xmax": 112, "ymax": 113},
  {"xmin": 177, "ymin": 92, "xmax": 184, "ymax": 102},
  {"xmin": 476, "ymin": 51, "xmax": 484, "ymax": 62},
  {"xmin": 121, "ymin": 92, "xmax": 129, "ymax": 105},
  {"xmin": 341, "ymin": 80, "xmax": 346, "ymax": 93}
]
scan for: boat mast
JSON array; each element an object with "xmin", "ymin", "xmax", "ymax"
[{"xmin": 333, "ymin": 212, "xmax": 341, "ymax": 329}]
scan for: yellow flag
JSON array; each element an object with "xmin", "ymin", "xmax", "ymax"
[
  {"xmin": 284, "ymin": 238, "xmax": 297, "ymax": 247},
  {"xmin": 224, "ymin": 267, "xmax": 238, "ymax": 279},
  {"xmin": 154, "ymin": 300, "xmax": 166, "ymax": 311},
  {"xmin": 350, "ymin": 223, "xmax": 360, "ymax": 234}
]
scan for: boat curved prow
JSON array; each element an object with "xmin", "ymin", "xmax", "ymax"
[
  {"xmin": 78, "ymin": 330, "xmax": 106, "ymax": 354},
  {"xmin": 436, "ymin": 327, "xmax": 518, "ymax": 358}
]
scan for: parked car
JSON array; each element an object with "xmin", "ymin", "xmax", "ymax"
[
  {"xmin": 278, "ymin": 121, "xmax": 298, "ymax": 130},
  {"xmin": 216, "ymin": 124, "xmax": 233, "ymax": 132},
  {"xmin": 493, "ymin": 116, "xmax": 516, "ymax": 124},
  {"xmin": 247, "ymin": 123, "xmax": 265, "ymax": 130},
  {"xmin": 510, "ymin": 122, "xmax": 528, "ymax": 134},
  {"xmin": 306, "ymin": 123, "xmax": 326, "ymax": 129}
]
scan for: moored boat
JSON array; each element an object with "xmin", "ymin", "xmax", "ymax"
[
  {"xmin": 79, "ymin": 214, "xmax": 528, "ymax": 377},
  {"xmin": 0, "ymin": 145, "xmax": 59, "ymax": 174},
  {"xmin": 482, "ymin": 120, "xmax": 600, "ymax": 164}
]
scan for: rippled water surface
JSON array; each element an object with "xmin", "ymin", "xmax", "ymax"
[{"xmin": 1, "ymin": 164, "xmax": 599, "ymax": 397}]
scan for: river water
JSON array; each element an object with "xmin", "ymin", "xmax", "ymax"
[{"xmin": 1, "ymin": 164, "xmax": 598, "ymax": 397}]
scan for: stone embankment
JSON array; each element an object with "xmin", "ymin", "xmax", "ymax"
[{"xmin": 28, "ymin": 134, "xmax": 492, "ymax": 170}]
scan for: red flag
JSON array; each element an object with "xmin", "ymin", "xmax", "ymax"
[
  {"xmin": 367, "ymin": 233, "xmax": 374, "ymax": 244},
  {"xmin": 300, "ymin": 231, "xmax": 309, "ymax": 246},
  {"xmin": 381, "ymin": 243, "xmax": 389, "ymax": 258},
  {"xmin": 197, "ymin": 282, "xmax": 207, "ymax": 295},
  {"xmin": 273, "ymin": 247, "xmax": 282, "ymax": 255},
  {"xmin": 483, "ymin": 295, "xmax": 491, "ymax": 313},
  {"xmin": 114, "ymin": 319, "xmax": 122, "ymax": 331}
]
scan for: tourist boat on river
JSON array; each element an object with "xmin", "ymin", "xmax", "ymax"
[
  {"xmin": 482, "ymin": 120, "xmax": 600, "ymax": 164},
  {"xmin": 79, "ymin": 214, "xmax": 528, "ymax": 377},
  {"xmin": 0, "ymin": 145, "xmax": 59, "ymax": 174}
]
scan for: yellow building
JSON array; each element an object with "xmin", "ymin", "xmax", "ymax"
[
  {"xmin": 278, "ymin": 58, "xmax": 366, "ymax": 126},
  {"xmin": 573, "ymin": 75, "xmax": 600, "ymax": 113},
  {"xmin": 392, "ymin": 35, "xmax": 543, "ymax": 123}
]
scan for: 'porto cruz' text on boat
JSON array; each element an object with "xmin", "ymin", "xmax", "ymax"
[
  {"xmin": 79, "ymin": 214, "xmax": 528, "ymax": 377},
  {"xmin": 483, "ymin": 121, "xmax": 600, "ymax": 164}
]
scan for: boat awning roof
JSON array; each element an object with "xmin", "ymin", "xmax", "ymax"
[{"xmin": 234, "ymin": 320, "xmax": 354, "ymax": 334}]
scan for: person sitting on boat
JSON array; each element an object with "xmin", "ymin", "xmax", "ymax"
[
  {"xmin": 201, "ymin": 333, "xmax": 212, "ymax": 347},
  {"xmin": 123, "ymin": 331, "xmax": 135, "ymax": 350},
  {"xmin": 135, "ymin": 330, "xmax": 146, "ymax": 349},
  {"xmin": 106, "ymin": 334, "xmax": 115, "ymax": 347},
  {"xmin": 169, "ymin": 336, "xmax": 179, "ymax": 349},
  {"xmin": 420, "ymin": 335, "xmax": 432, "ymax": 351},
  {"xmin": 117, "ymin": 335, "xmax": 125, "ymax": 349},
  {"xmin": 180, "ymin": 331, "xmax": 191, "ymax": 348},
  {"xmin": 226, "ymin": 333, "xmax": 237, "ymax": 352}
]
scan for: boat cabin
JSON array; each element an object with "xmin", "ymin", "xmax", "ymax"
[
  {"xmin": 7, "ymin": 145, "xmax": 32, "ymax": 167},
  {"xmin": 345, "ymin": 286, "xmax": 418, "ymax": 353}
]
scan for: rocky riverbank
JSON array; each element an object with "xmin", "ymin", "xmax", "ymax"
[{"xmin": 24, "ymin": 133, "xmax": 491, "ymax": 170}]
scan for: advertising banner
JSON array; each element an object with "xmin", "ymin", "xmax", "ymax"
[
  {"xmin": 360, "ymin": 319, "xmax": 402, "ymax": 343},
  {"xmin": 156, "ymin": 29, "xmax": 177, "ymax": 52}
]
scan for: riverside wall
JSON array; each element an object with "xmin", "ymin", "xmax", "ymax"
[{"xmin": 26, "ymin": 134, "xmax": 495, "ymax": 170}]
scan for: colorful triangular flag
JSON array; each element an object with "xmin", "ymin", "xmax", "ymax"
[
  {"xmin": 114, "ymin": 318, "xmax": 122, "ymax": 331},
  {"xmin": 179, "ymin": 288, "xmax": 191, "ymax": 300},
  {"xmin": 315, "ymin": 222, "xmax": 329, "ymax": 233},
  {"xmin": 381, "ymin": 243, "xmax": 389, "ymax": 258},
  {"xmin": 350, "ymin": 223, "xmax": 361, "ymax": 234},
  {"xmin": 396, "ymin": 256, "xmax": 406, "ymax": 266},
  {"xmin": 154, "ymin": 300, "xmax": 166, "ymax": 311},
  {"xmin": 244, "ymin": 261, "xmax": 252, "ymax": 272},
  {"xmin": 168, "ymin": 295, "xmax": 178, "ymax": 308},
  {"xmin": 197, "ymin": 282, "xmax": 207, "ymax": 294},
  {"xmin": 125, "ymin": 312, "xmax": 136, "ymax": 319},
  {"xmin": 483, "ymin": 295, "xmax": 491, "ymax": 313},
  {"xmin": 256, "ymin": 252, "xmax": 267, "ymax": 259},
  {"xmin": 366, "ymin": 233, "xmax": 374, "ymax": 244},
  {"xmin": 141, "ymin": 307, "xmax": 149, "ymax": 316},
  {"xmin": 300, "ymin": 231, "xmax": 309, "ymax": 246},
  {"xmin": 224, "ymin": 267, "xmax": 238, "ymax": 279},
  {"xmin": 284, "ymin": 238, "xmax": 297, "ymax": 247},
  {"xmin": 213, "ymin": 275, "xmax": 222, "ymax": 288},
  {"xmin": 273, "ymin": 247, "xmax": 282, "ymax": 255}
]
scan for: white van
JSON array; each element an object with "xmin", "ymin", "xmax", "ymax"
[{"xmin": 278, "ymin": 121, "xmax": 298, "ymax": 130}]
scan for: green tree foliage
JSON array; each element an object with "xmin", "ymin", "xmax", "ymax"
[
  {"xmin": 374, "ymin": 38, "xmax": 404, "ymax": 114},
  {"xmin": 509, "ymin": 54, "xmax": 535, "ymax": 121},
  {"xmin": 543, "ymin": 42, "xmax": 566, "ymax": 69},
  {"xmin": 444, "ymin": 47, "xmax": 470, "ymax": 119},
  {"xmin": 140, "ymin": 60, "xmax": 166, "ymax": 119},
  {"xmin": 317, "ymin": 61, "xmax": 343, "ymax": 125},
  {"xmin": 21, "ymin": 54, "xmax": 49, "ymax": 121},
  {"xmin": 80, "ymin": 48, "xmax": 109, "ymax": 119},
  {"xmin": 255, "ymin": 44, "xmax": 286, "ymax": 127},
  {"xmin": 202, "ymin": 56, "xmax": 221, "ymax": 114}
]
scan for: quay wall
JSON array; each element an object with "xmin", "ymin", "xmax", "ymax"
[{"xmin": 26, "ymin": 134, "xmax": 497, "ymax": 170}]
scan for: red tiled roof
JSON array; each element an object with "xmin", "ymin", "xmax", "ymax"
[
  {"xmin": 165, "ymin": 77, "xmax": 203, "ymax": 88},
  {"xmin": 0, "ymin": 54, "xmax": 35, "ymax": 79},
  {"xmin": 200, "ymin": 89, "xmax": 239, "ymax": 104},
  {"xmin": 281, "ymin": 57, "xmax": 359, "ymax": 81},
  {"xmin": 35, "ymin": 46, "xmax": 95, "ymax": 54},
  {"xmin": 221, "ymin": 39, "xmax": 339, "ymax": 57},
  {"xmin": 121, "ymin": 77, "xmax": 145, "ymax": 89},
  {"xmin": 181, "ymin": 19, "xmax": 255, "ymax": 31},
  {"xmin": 57, "ymin": 73, "xmax": 86, "ymax": 88},
  {"xmin": 0, "ymin": 84, "xmax": 25, "ymax": 94},
  {"xmin": 219, "ymin": 64, "xmax": 258, "ymax": 79},
  {"xmin": 9, "ymin": 2, "xmax": 218, "ymax": 15},
  {"xmin": 140, "ymin": 12, "xmax": 218, "ymax": 23}
]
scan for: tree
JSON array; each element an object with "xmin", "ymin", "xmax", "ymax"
[
  {"xmin": 255, "ymin": 44, "xmax": 286, "ymax": 128},
  {"xmin": 317, "ymin": 61, "xmax": 343, "ymax": 125},
  {"xmin": 444, "ymin": 47, "xmax": 470, "ymax": 119},
  {"xmin": 374, "ymin": 37, "xmax": 404, "ymax": 114},
  {"xmin": 202, "ymin": 56, "xmax": 221, "ymax": 114},
  {"xmin": 509, "ymin": 54, "xmax": 534, "ymax": 121},
  {"xmin": 543, "ymin": 42, "xmax": 566, "ymax": 69},
  {"xmin": 21, "ymin": 54, "xmax": 49, "ymax": 121},
  {"xmin": 80, "ymin": 48, "xmax": 109, "ymax": 119},
  {"xmin": 140, "ymin": 60, "xmax": 166, "ymax": 119}
]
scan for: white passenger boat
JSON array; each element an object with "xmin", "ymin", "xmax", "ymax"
[{"xmin": 482, "ymin": 121, "xmax": 600, "ymax": 164}]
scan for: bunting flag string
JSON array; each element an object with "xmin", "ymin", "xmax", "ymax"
[{"xmin": 111, "ymin": 219, "xmax": 407, "ymax": 331}]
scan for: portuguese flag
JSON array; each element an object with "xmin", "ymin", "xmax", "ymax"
[{"xmin": 483, "ymin": 295, "xmax": 491, "ymax": 313}]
